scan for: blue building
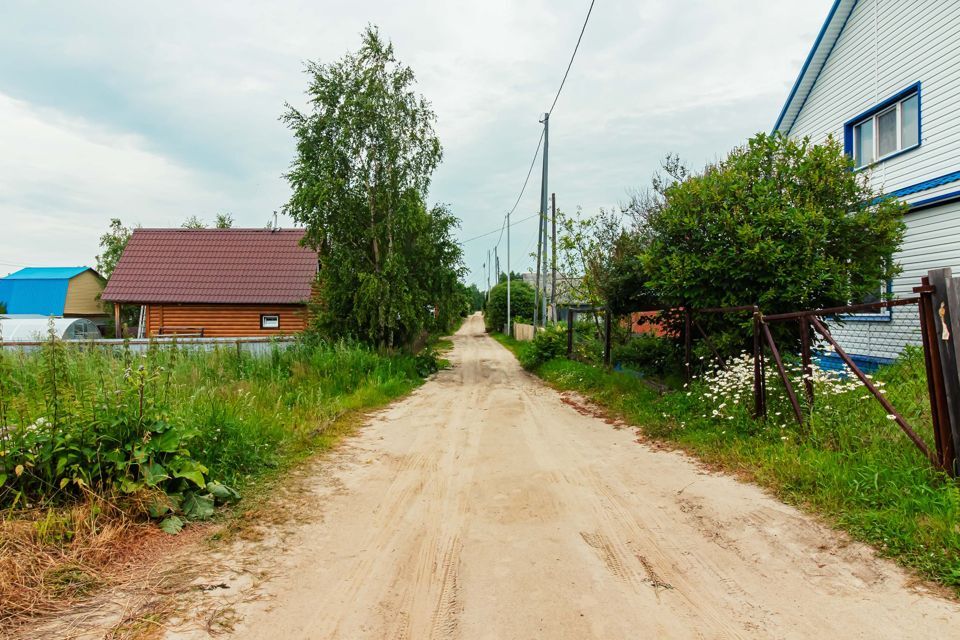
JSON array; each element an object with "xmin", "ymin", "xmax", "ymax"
[{"xmin": 0, "ymin": 267, "xmax": 106, "ymax": 318}]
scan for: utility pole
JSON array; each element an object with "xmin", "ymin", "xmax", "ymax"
[
  {"xmin": 533, "ymin": 212, "xmax": 542, "ymax": 331},
  {"xmin": 551, "ymin": 192, "xmax": 557, "ymax": 322},
  {"xmin": 541, "ymin": 191, "xmax": 549, "ymax": 326},
  {"xmin": 487, "ymin": 248, "xmax": 491, "ymax": 299},
  {"xmin": 538, "ymin": 112, "xmax": 550, "ymax": 327},
  {"xmin": 506, "ymin": 213, "xmax": 511, "ymax": 336}
]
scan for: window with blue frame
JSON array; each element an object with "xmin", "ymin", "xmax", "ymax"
[
  {"xmin": 845, "ymin": 83, "xmax": 921, "ymax": 169},
  {"xmin": 846, "ymin": 280, "xmax": 893, "ymax": 321}
]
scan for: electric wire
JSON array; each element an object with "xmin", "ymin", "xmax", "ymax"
[
  {"xmin": 474, "ymin": 0, "xmax": 596, "ymax": 284},
  {"xmin": 462, "ymin": 211, "xmax": 540, "ymax": 245},
  {"xmin": 548, "ymin": 0, "xmax": 596, "ymax": 116}
]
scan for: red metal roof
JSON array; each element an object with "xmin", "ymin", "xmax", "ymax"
[{"xmin": 101, "ymin": 229, "xmax": 318, "ymax": 304}]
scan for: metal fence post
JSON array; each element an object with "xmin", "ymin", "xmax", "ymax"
[
  {"xmin": 761, "ymin": 322, "xmax": 805, "ymax": 427},
  {"xmin": 566, "ymin": 308, "xmax": 574, "ymax": 359},
  {"xmin": 753, "ymin": 311, "xmax": 765, "ymax": 418},
  {"xmin": 684, "ymin": 306, "xmax": 692, "ymax": 382},
  {"xmin": 799, "ymin": 315, "xmax": 814, "ymax": 408}
]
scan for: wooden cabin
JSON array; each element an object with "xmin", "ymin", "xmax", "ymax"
[{"xmin": 101, "ymin": 229, "xmax": 318, "ymax": 338}]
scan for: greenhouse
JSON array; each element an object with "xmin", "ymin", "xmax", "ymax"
[{"xmin": 0, "ymin": 316, "xmax": 102, "ymax": 342}]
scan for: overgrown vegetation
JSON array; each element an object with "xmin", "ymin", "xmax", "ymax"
[
  {"xmin": 0, "ymin": 328, "xmax": 435, "ymax": 626},
  {"xmin": 549, "ymin": 133, "xmax": 906, "ymax": 358},
  {"xmin": 0, "ymin": 331, "xmax": 429, "ymax": 515},
  {"xmin": 495, "ymin": 332, "xmax": 960, "ymax": 593}
]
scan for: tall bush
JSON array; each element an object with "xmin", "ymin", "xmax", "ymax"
[
  {"xmin": 640, "ymin": 133, "xmax": 906, "ymax": 353},
  {"xmin": 484, "ymin": 280, "xmax": 535, "ymax": 332}
]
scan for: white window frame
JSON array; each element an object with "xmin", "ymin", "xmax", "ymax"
[
  {"xmin": 852, "ymin": 92, "xmax": 919, "ymax": 169},
  {"xmin": 260, "ymin": 314, "xmax": 280, "ymax": 329}
]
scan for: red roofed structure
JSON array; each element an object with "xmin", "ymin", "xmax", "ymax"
[{"xmin": 102, "ymin": 228, "xmax": 318, "ymax": 338}]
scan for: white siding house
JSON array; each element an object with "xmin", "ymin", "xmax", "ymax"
[{"xmin": 775, "ymin": 0, "xmax": 960, "ymax": 367}]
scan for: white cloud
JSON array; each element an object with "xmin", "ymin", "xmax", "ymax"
[
  {"xmin": 0, "ymin": 92, "xmax": 228, "ymax": 270},
  {"xmin": 0, "ymin": 0, "xmax": 834, "ymax": 284}
]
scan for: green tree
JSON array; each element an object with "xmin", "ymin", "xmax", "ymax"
[
  {"xmin": 640, "ymin": 132, "xmax": 906, "ymax": 353},
  {"xmin": 95, "ymin": 218, "xmax": 134, "ymax": 279},
  {"xmin": 498, "ymin": 271, "xmax": 525, "ymax": 284},
  {"xmin": 181, "ymin": 215, "xmax": 207, "ymax": 229},
  {"xmin": 95, "ymin": 218, "xmax": 140, "ymax": 333},
  {"xmin": 484, "ymin": 280, "xmax": 535, "ymax": 332},
  {"xmin": 464, "ymin": 283, "xmax": 486, "ymax": 313},
  {"xmin": 283, "ymin": 26, "xmax": 461, "ymax": 348},
  {"xmin": 215, "ymin": 213, "xmax": 234, "ymax": 229}
]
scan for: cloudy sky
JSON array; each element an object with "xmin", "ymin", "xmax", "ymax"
[{"xmin": 0, "ymin": 0, "xmax": 832, "ymax": 286}]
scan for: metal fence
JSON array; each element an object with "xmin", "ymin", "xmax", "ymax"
[
  {"xmin": 0, "ymin": 335, "xmax": 297, "ymax": 356},
  {"xmin": 611, "ymin": 270, "xmax": 960, "ymax": 476},
  {"xmin": 564, "ymin": 305, "xmax": 610, "ymax": 364}
]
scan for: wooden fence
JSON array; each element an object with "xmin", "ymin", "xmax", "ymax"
[{"xmin": 513, "ymin": 323, "xmax": 535, "ymax": 341}]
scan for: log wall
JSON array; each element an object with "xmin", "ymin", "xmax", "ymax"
[{"xmin": 145, "ymin": 303, "xmax": 308, "ymax": 338}]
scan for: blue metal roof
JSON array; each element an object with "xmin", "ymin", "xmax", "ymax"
[
  {"xmin": 3, "ymin": 266, "xmax": 89, "ymax": 280},
  {"xmin": 0, "ymin": 266, "xmax": 95, "ymax": 316}
]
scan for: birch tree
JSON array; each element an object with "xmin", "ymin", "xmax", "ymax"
[{"xmin": 283, "ymin": 26, "xmax": 461, "ymax": 347}]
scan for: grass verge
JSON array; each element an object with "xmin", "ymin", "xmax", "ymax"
[{"xmin": 493, "ymin": 332, "xmax": 960, "ymax": 594}]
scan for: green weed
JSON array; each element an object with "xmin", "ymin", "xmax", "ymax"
[{"xmin": 0, "ymin": 331, "xmax": 425, "ymax": 528}]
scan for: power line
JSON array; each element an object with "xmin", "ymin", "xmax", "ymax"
[
  {"xmin": 462, "ymin": 211, "xmax": 540, "ymax": 245},
  {"xmin": 548, "ymin": 0, "xmax": 596, "ymax": 116},
  {"xmin": 504, "ymin": 128, "xmax": 545, "ymax": 224},
  {"xmin": 472, "ymin": 0, "xmax": 596, "ymax": 273},
  {"xmin": 470, "ymin": 127, "xmax": 545, "ymax": 248}
]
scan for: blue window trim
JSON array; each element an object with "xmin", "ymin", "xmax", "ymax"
[
  {"xmin": 841, "ymin": 279, "xmax": 893, "ymax": 322},
  {"xmin": 844, "ymin": 82, "xmax": 922, "ymax": 168}
]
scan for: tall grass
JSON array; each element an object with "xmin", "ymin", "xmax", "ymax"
[
  {"xmin": 0, "ymin": 334, "xmax": 427, "ymax": 511},
  {"xmin": 0, "ymin": 330, "xmax": 433, "ymax": 629},
  {"xmin": 495, "ymin": 333, "xmax": 960, "ymax": 592}
]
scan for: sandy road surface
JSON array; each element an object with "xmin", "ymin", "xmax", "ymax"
[{"xmin": 170, "ymin": 314, "xmax": 958, "ymax": 639}]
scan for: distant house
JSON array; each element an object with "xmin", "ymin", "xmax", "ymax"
[
  {"xmin": 0, "ymin": 267, "xmax": 106, "ymax": 319},
  {"xmin": 101, "ymin": 229, "xmax": 318, "ymax": 338},
  {"xmin": 774, "ymin": 0, "xmax": 960, "ymax": 367},
  {"xmin": 521, "ymin": 271, "xmax": 586, "ymax": 322}
]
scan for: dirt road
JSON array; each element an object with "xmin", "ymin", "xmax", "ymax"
[{"xmin": 170, "ymin": 314, "xmax": 959, "ymax": 639}]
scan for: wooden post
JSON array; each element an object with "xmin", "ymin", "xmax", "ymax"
[
  {"xmin": 927, "ymin": 268, "xmax": 960, "ymax": 475},
  {"xmin": 566, "ymin": 308, "xmax": 574, "ymax": 359},
  {"xmin": 114, "ymin": 303, "xmax": 122, "ymax": 339},
  {"xmin": 800, "ymin": 316, "xmax": 814, "ymax": 408},
  {"xmin": 603, "ymin": 307, "xmax": 612, "ymax": 367}
]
